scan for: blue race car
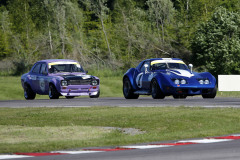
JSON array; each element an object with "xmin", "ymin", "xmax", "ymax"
[{"xmin": 123, "ymin": 58, "xmax": 217, "ymax": 99}]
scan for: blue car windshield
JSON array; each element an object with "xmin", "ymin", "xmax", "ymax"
[
  {"xmin": 168, "ymin": 63, "xmax": 188, "ymax": 70},
  {"xmin": 151, "ymin": 62, "xmax": 188, "ymax": 70},
  {"xmin": 49, "ymin": 64, "xmax": 84, "ymax": 73}
]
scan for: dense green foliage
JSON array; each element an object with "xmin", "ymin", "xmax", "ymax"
[
  {"xmin": 0, "ymin": 0, "xmax": 239, "ymax": 75},
  {"xmin": 192, "ymin": 7, "xmax": 240, "ymax": 77}
]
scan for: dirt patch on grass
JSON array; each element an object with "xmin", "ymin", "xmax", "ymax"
[
  {"xmin": 102, "ymin": 127, "xmax": 146, "ymax": 135},
  {"xmin": 0, "ymin": 125, "xmax": 112, "ymax": 144}
]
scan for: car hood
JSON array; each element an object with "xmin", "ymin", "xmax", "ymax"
[
  {"xmin": 49, "ymin": 73, "xmax": 98, "ymax": 80},
  {"xmin": 168, "ymin": 69, "xmax": 194, "ymax": 78},
  {"xmin": 62, "ymin": 74, "xmax": 94, "ymax": 80}
]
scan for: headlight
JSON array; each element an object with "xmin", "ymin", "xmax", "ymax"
[
  {"xmin": 199, "ymin": 79, "xmax": 204, "ymax": 84},
  {"xmin": 174, "ymin": 79, "xmax": 180, "ymax": 85},
  {"xmin": 181, "ymin": 79, "xmax": 186, "ymax": 84},
  {"xmin": 61, "ymin": 80, "xmax": 68, "ymax": 86},
  {"xmin": 204, "ymin": 79, "xmax": 209, "ymax": 84},
  {"xmin": 91, "ymin": 79, "xmax": 98, "ymax": 86}
]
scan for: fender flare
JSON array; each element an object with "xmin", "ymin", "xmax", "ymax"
[
  {"xmin": 151, "ymin": 76, "xmax": 164, "ymax": 92},
  {"xmin": 199, "ymin": 72, "xmax": 217, "ymax": 87},
  {"xmin": 123, "ymin": 68, "xmax": 138, "ymax": 90},
  {"xmin": 49, "ymin": 78, "xmax": 60, "ymax": 93}
]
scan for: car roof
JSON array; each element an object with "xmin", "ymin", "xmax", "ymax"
[
  {"xmin": 144, "ymin": 58, "xmax": 182, "ymax": 61},
  {"xmin": 36, "ymin": 59, "xmax": 78, "ymax": 63}
]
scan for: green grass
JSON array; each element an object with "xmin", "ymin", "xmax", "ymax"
[
  {"xmin": 0, "ymin": 75, "xmax": 123, "ymax": 100},
  {"xmin": 217, "ymin": 91, "xmax": 240, "ymax": 97},
  {"xmin": 1, "ymin": 106, "xmax": 240, "ymax": 153},
  {"xmin": 1, "ymin": 75, "xmax": 240, "ymax": 100}
]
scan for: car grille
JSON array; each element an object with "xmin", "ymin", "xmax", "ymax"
[{"xmin": 68, "ymin": 79, "xmax": 91, "ymax": 85}]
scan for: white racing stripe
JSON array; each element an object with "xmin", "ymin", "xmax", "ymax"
[
  {"xmin": 0, "ymin": 155, "xmax": 33, "ymax": 159},
  {"xmin": 122, "ymin": 145, "xmax": 173, "ymax": 149},
  {"xmin": 169, "ymin": 69, "xmax": 194, "ymax": 78},
  {"xmin": 51, "ymin": 151, "xmax": 103, "ymax": 154},
  {"xmin": 178, "ymin": 139, "xmax": 232, "ymax": 144}
]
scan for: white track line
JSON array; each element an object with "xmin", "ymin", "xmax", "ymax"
[
  {"xmin": 51, "ymin": 151, "xmax": 103, "ymax": 154},
  {"xmin": 122, "ymin": 145, "xmax": 173, "ymax": 149},
  {"xmin": 179, "ymin": 139, "xmax": 232, "ymax": 144},
  {"xmin": 0, "ymin": 155, "xmax": 33, "ymax": 159}
]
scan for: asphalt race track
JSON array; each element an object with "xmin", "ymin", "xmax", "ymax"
[
  {"xmin": 1, "ymin": 97, "xmax": 240, "ymax": 160},
  {"xmin": 0, "ymin": 97, "xmax": 240, "ymax": 108},
  {"xmin": 5, "ymin": 138, "xmax": 240, "ymax": 160}
]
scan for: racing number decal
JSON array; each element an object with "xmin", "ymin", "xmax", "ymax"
[
  {"xmin": 39, "ymin": 78, "xmax": 45, "ymax": 92},
  {"xmin": 136, "ymin": 73, "xmax": 143, "ymax": 88},
  {"xmin": 148, "ymin": 73, "xmax": 154, "ymax": 81}
]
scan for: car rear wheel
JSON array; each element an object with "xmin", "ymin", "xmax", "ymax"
[
  {"xmin": 202, "ymin": 86, "xmax": 217, "ymax": 99},
  {"xmin": 151, "ymin": 79, "xmax": 165, "ymax": 99},
  {"xmin": 49, "ymin": 84, "xmax": 59, "ymax": 99},
  {"xmin": 24, "ymin": 84, "xmax": 36, "ymax": 100},
  {"xmin": 90, "ymin": 90, "xmax": 100, "ymax": 98},
  {"xmin": 123, "ymin": 77, "xmax": 139, "ymax": 99}
]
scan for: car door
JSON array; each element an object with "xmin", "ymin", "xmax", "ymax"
[
  {"xmin": 30, "ymin": 63, "xmax": 42, "ymax": 92},
  {"xmin": 141, "ymin": 61, "xmax": 152, "ymax": 90},
  {"xmin": 37, "ymin": 63, "xmax": 49, "ymax": 95}
]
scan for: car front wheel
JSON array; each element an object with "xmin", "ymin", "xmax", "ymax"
[
  {"xmin": 24, "ymin": 84, "xmax": 36, "ymax": 100},
  {"xmin": 151, "ymin": 79, "xmax": 165, "ymax": 99},
  {"xmin": 202, "ymin": 86, "xmax": 217, "ymax": 99},
  {"xmin": 90, "ymin": 90, "xmax": 100, "ymax": 98},
  {"xmin": 123, "ymin": 77, "xmax": 139, "ymax": 99},
  {"xmin": 49, "ymin": 84, "xmax": 59, "ymax": 99}
]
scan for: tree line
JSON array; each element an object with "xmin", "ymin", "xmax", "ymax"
[{"xmin": 0, "ymin": 0, "xmax": 239, "ymax": 76}]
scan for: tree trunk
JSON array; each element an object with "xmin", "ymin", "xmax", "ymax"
[
  {"xmin": 100, "ymin": 15, "xmax": 112, "ymax": 60},
  {"xmin": 47, "ymin": 20, "xmax": 53, "ymax": 53}
]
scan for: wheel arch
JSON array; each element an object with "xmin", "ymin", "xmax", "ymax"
[
  {"xmin": 123, "ymin": 68, "xmax": 138, "ymax": 90},
  {"xmin": 151, "ymin": 76, "xmax": 164, "ymax": 92},
  {"xmin": 49, "ymin": 78, "xmax": 61, "ymax": 93},
  {"xmin": 24, "ymin": 82, "xmax": 33, "ymax": 90}
]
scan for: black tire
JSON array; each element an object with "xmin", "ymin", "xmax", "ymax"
[
  {"xmin": 173, "ymin": 95, "xmax": 187, "ymax": 99},
  {"xmin": 90, "ymin": 90, "xmax": 100, "ymax": 98},
  {"xmin": 24, "ymin": 84, "xmax": 36, "ymax": 100},
  {"xmin": 123, "ymin": 77, "xmax": 139, "ymax": 99},
  {"xmin": 65, "ymin": 96, "xmax": 75, "ymax": 99},
  {"xmin": 151, "ymin": 79, "xmax": 165, "ymax": 99},
  {"xmin": 202, "ymin": 86, "xmax": 217, "ymax": 99},
  {"xmin": 49, "ymin": 84, "xmax": 59, "ymax": 99}
]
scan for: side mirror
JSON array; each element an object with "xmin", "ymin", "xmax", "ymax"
[
  {"xmin": 189, "ymin": 64, "xmax": 193, "ymax": 73},
  {"xmin": 144, "ymin": 64, "xmax": 149, "ymax": 74},
  {"xmin": 85, "ymin": 70, "xmax": 88, "ymax": 74}
]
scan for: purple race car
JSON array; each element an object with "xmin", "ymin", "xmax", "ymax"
[{"xmin": 21, "ymin": 59, "xmax": 100, "ymax": 100}]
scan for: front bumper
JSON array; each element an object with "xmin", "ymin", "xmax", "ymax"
[
  {"xmin": 59, "ymin": 85, "xmax": 99, "ymax": 96},
  {"xmin": 164, "ymin": 85, "xmax": 215, "ymax": 95}
]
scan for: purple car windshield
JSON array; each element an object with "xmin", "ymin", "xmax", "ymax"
[{"xmin": 48, "ymin": 62, "xmax": 84, "ymax": 73}]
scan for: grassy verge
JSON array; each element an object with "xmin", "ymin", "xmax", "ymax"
[
  {"xmin": 1, "ymin": 106, "xmax": 240, "ymax": 153},
  {"xmin": 0, "ymin": 75, "xmax": 123, "ymax": 100},
  {"xmin": 1, "ymin": 75, "xmax": 240, "ymax": 100}
]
